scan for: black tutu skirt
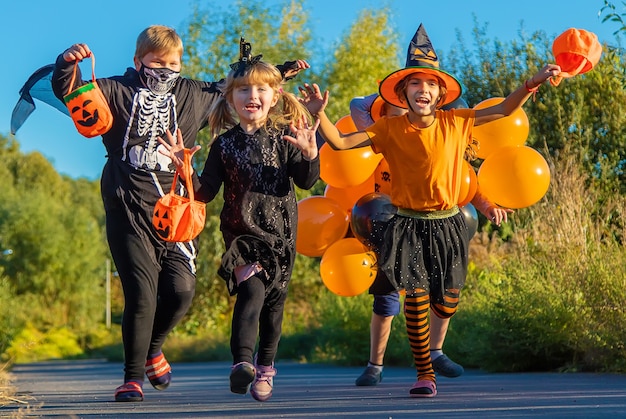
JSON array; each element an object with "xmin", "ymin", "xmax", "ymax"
[{"xmin": 373, "ymin": 209, "xmax": 469, "ymax": 304}]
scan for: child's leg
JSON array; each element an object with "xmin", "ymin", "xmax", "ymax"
[
  {"xmin": 148, "ymin": 251, "xmax": 196, "ymax": 355},
  {"xmin": 229, "ymin": 266, "xmax": 266, "ymax": 395},
  {"xmin": 250, "ymin": 287, "xmax": 286, "ymax": 402},
  {"xmin": 405, "ymin": 289, "xmax": 435, "ymax": 383},
  {"xmin": 106, "ymin": 209, "xmax": 158, "ymax": 386},
  {"xmin": 231, "ymin": 271, "xmax": 266, "ymax": 364},
  {"xmin": 369, "ymin": 292, "xmax": 400, "ymax": 365},
  {"xmin": 369, "ymin": 312, "xmax": 394, "ymax": 365},
  {"xmin": 429, "ymin": 289, "xmax": 462, "ymax": 377},
  {"xmin": 256, "ymin": 287, "xmax": 288, "ymax": 366},
  {"xmin": 429, "ymin": 314, "xmax": 449, "ymax": 350},
  {"xmin": 405, "ymin": 289, "xmax": 437, "ymax": 397}
]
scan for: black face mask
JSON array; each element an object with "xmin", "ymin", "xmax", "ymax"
[{"xmin": 138, "ymin": 64, "xmax": 180, "ymax": 95}]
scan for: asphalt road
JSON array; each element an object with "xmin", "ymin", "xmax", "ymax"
[{"xmin": 4, "ymin": 359, "xmax": 626, "ymax": 418}]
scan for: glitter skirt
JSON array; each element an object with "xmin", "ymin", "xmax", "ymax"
[{"xmin": 374, "ymin": 207, "xmax": 469, "ymax": 303}]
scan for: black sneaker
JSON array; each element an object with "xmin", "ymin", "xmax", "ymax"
[
  {"xmin": 432, "ymin": 354, "xmax": 464, "ymax": 378},
  {"xmin": 355, "ymin": 366, "xmax": 383, "ymax": 386},
  {"xmin": 230, "ymin": 362, "xmax": 256, "ymax": 394}
]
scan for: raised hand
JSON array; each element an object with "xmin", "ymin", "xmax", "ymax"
[
  {"xmin": 283, "ymin": 115, "xmax": 321, "ymax": 161},
  {"xmin": 297, "ymin": 83, "xmax": 329, "ymax": 116},
  {"xmin": 282, "ymin": 59, "xmax": 311, "ymax": 80},
  {"xmin": 63, "ymin": 43, "xmax": 93, "ymax": 62},
  {"xmin": 535, "ymin": 64, "xmax": 562, "ymax": 85},
  {"xmin": 157, "ymin": 129, "xmax": 201, "ymax": 178}
]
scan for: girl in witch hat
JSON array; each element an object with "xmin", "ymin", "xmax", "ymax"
[{"xmin": 299, "ymin": 23, "xmax": 560, "ymax": 398}]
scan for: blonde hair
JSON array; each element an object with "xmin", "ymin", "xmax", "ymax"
[
  {"xmin": 208, "ymin": 60, "xmax": 311, "ymax": 140},
  {"xmin": 135, "ymin": 25, "xmax": 183, "ymax": 61},
  {"xmin": 393, "ymin": 73, "xmax": 448, "ymax": 108}
]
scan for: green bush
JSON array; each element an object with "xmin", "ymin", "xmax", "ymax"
[
  {"xmin": 4, "ymin": 325, "xmax": 84, "ymax": 363},
  {"xmin": 446, "ymin": 239, "xmax": 626, "ymax": 373}
]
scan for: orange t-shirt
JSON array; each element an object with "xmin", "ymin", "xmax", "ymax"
[{"xmin": 366, "ymin": 109, "xmax": 475, "ymax": 211}]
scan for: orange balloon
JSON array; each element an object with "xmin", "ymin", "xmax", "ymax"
[
  {"xmin": 335, "ymin": 115, "xmax": 358, "ymax": 134},
  {"xmin": 458, "ymin": 160, "xmax": 478, "ymax": 207},
  {"xmin": 472, "ymin": 97, "xmax": 529, "ymax": 159},
  {"xmin": 324, "ymin": 175, "xmax": 375, "ymax": 215},
  {"xmin": 296, "ymin": 196, "xmax": 350, "ymax": 257},
  {"xmin": 319, "ymin": 143, "xmax": 382, "ymax": 189},
  {"xmin": 477, "ymin": 146, "xmax": 551, "ymax": 209},
  {"xmin": 320, "ymin": 238, "xmax": 377, "ymax": 297}
]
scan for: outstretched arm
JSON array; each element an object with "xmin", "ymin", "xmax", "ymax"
[
  {"xmin": 471, "ymin": 189, "xmax": 514, "ymax": 226},
  {"xmin": 474, "ymin": 64, "xmax": 561, "ymax": 126},
  {"xmin": 298, "ymin": 83, "xmax": 371, "ymax": 150}
]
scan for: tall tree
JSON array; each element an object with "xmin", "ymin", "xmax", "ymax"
[{"xmin": 319, "ymin": 8, "xmax": 401, "ymax": 121}]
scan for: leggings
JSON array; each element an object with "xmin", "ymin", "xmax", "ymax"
[
  {"xmin": 405, "ymin": 288, "xmax": 459, "ymax": 383},
  {"xmin": 230, "ymin": 275, "xmax": 288, "ymax": 366},
  {"xmin": 107, "ymin": 208, "xmax": 196, "ymax": 383}
]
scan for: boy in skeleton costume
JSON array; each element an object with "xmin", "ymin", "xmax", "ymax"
[{"xmin": 51, "ymin": 25, "xmax": 308, "ymax": 402}]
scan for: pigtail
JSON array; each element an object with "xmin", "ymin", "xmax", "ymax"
[
  {"xmin": 208, "ymin": 79, "xmax": 238, "ymax": 142},
  {"xmin": 268, "ymin": 88, "xmax": 311, "ymax": 131}
]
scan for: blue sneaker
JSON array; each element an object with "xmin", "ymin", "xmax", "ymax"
[
  {"xmin": 432, "ymin": 354, "xmax": 464, "ymax": 378},
  {"xmin": 355, "ymin": 366, "xmax": 383, "ymax": 386}
]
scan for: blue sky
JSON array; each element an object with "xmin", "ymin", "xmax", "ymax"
[{"xmin": 1, "ymin": 0, "xmax": 620, "ymax": 179}]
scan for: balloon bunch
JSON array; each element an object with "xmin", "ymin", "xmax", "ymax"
[
  {"xmin": 472, "ymin": 97, "xmax": 551, "ymax": 209},
  {"xmin": 296, "ymin": 115, "xmax": 381, "ymax": 297}
]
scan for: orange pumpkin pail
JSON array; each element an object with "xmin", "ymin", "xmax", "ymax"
[
  {"xmin": 551, "ymin": 28, "xmax": 602, "ymax": 86},
  {"xmin": 63, "ymin": 54, "xmax": 113, "ymax": 138},
  {"xmin": 152, "ymin": 149, "xmax": 206, "ymax": 242}
]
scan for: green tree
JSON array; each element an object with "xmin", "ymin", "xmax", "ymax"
[
  {"xmin": 0, "ymin": 135, "xmax": 108, "ymax": 336},
  {"xmin": 319, "ymin": 8, "xmax": 401, "ymax": 121}
]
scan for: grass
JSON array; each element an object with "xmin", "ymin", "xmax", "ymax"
[{"xmin": 0, "ymin": 362, "xmax": 35, "ymax": 418}]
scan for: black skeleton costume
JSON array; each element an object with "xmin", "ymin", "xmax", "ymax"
[{"xmin": 51, "ymin": 55, "xmax": 219, "ymax": 384}]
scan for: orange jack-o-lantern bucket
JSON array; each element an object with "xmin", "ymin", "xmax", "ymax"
[
  {"xmin": 152, "ymin": 149, "xmax": 206, "ymax": 242},
  {"xmin": 63, "ymin": 54, "xmax": 113, "ymax": 138},
  {"xmin": 551, "ymin": 28, "xmax": 602, "ymax": 86}
]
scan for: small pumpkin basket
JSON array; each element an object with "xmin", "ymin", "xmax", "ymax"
[
  {"xmin": 63, "ymin": 53, "xmax": 113, "ymax": 138},
  {"xmin": 152, "ymin": 149, "xmax": 206, "ymax": 242}
]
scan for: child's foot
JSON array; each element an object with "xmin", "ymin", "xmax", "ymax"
[
  {"xmin": 355, "ymin": 365, "xmax": 383, "ymax": 386},
  {"xmin": 114, "ymin": 381, "xmax": 144, "ymax": 402},
  {"xmin": 250, "ymin": 363, "xmax": 277, "ymax": 402},
  {"xmin": 230, "ymin": 361, "xmax": 256, "ymax": 394},
  {"xmin": 409, "ymin": 380, "xmax": 437, "ymax": 398},
  {"xmin": 432, "ymin": 354, "xmax": 464, "ymax": 378},
  {"xmin": 145, "ymin": 352, "xmax": 172, "ymax": 390}
]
